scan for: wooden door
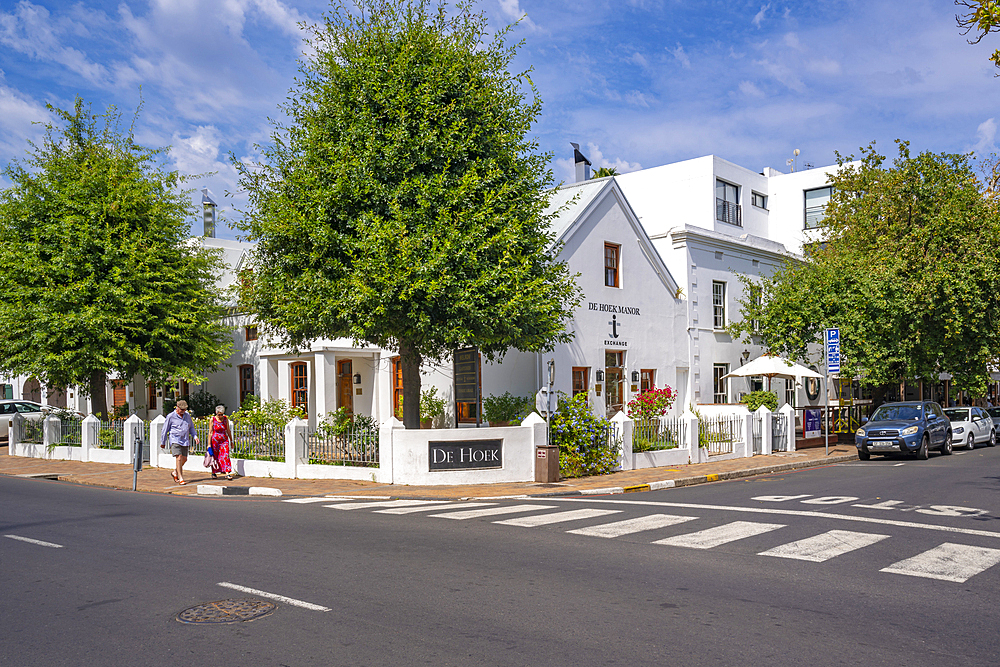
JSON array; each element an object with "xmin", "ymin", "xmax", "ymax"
[{"xmin": 337, "ymin": 360, "xmax": 354, "ymax": 417}]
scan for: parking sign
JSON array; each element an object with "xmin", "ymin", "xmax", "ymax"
[{"xmin": 825, "ymin": 328, "xmax": 840, "ymax": 374}]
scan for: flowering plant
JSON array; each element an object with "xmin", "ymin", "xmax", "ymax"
[
  {"xmin": 626, "ymin": 386, "xmax": 675, "ymax": 421},
  {"xmin": 550, "ymin": 392, "xmax": 620, "ymax": 478}
]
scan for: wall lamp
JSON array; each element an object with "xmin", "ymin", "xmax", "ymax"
[
  {"xmin": 353, "ymin": 373, "xmax": 362, "ymax": 385},
  {"xmin": 595, "ymin": 370, "xmax": 605, "ymax": 382},
  {"xmin": 740, "ymin": 349, "xmax": 750, "ymax": 366},
  {"xmin": 631, "ymin": 370, "xmax": 640, "ymax": 383}
]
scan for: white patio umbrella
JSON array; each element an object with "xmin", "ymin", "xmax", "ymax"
[{"xmin": 722, "ymin": 355, "xmax": 823, "ymax": 391}]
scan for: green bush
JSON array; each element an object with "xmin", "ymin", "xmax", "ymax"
[
  {"xmin": 550, "ymin": 393, "xmax": 620, "ymax": 478},
  {"xmin": 420, "ymin": 387, "xmax": 447, "ymax": 421},
  {"xmin": 740, "ymin": 391, "xmax": 779, "ymax": 411},
  {"xmin": 483, "ymin": 392, "xmax": 532, "ymax": 424},
  {"xmin": 231, "ymin": 395, "xmax": 305, "ymax": 429}
]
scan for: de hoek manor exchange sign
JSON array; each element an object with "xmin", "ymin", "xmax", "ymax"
[{"xmin": 429, "ymin": 439, "xmax": 503, "ymax": 471}]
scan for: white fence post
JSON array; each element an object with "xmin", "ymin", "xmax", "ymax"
[
  {"xmin": 683, "ymin": 409, "xmax": 700, "ymax": 464},
  {"xmin": 124, "ymin": 414, "xmax": 143, "ymax": 466},
  {"xmin": 742, "ymin": 412, "xmax": 754, "ymax": 458},
  {"xmin": 285, "ymin": 417, "xmax": 307, "ymax": 478},
  {"xmin": 81, "ymin": 414, "xmax": 99, "ymax": 462},
  {"xmin": 756, "ymin": 405, "xmax": 773, "ymax": 455},
  {"xmin": 780, "ymin": 403, "xmax": 796, "ymax": 451},
  {"xmin": 611, "ymin": 411, "xmax": 632, "ymax": 471},
  {"xmin": 43, "ymin": 415, "xmax": 60, "ymax": 457},
  {"xmin": 379, "ymin": 417, "xmax": 402, "ymax": 485},
  {"xmin": 149, "ymin": 414, "xmax": 165, "ymax": 468},
  {"xmin": 9, "ymin": 412, "xmax": 21, "ymax": 453}
]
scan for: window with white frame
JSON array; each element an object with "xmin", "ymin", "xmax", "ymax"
[
  {"xmin": 785, "ymin": 380, "xmax": 795, "ymax": 407},
  {"xmin": 716, "ymin": 180, "xmax": 741, "ymax": 226},
  {"xmin": 747, "ymin": 282, "xmax": 762, "ymax": 333},
  {"xmin": 749, "ymin": 376, "xmax": 764, "ymax": 393},
  {"xmin": 804, "ymin": 186, "xmax": 833, "ymax": 229},
  {"xmin": 712, "ymin": 281, "xmax": 726, "ymax": 329},
  {"xmin": 713, "ymin": 364, "xmax": 730, "ymax": 404}
]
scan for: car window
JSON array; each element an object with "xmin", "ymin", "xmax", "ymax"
[
  {"xmin": 931, "ymin": 403, "xmax": 945, "ymax": 418},
  {"xmin": 0, "ymin": 403, "xmax": 16, "ymax": 415},
  {"xmin": 944, "ymin": 408, "xmax": 972, "ymax": 422},
  {"xmin": 870, "ymin": 405, "xmax": 922, "ymax": 421},
  {"xmin": 14, "ymin": 402, "xmax": 42, "ymax": 414},
  {"xmin": 988, "ymin": 408, "xmax": 1000, "ymax": 418}
]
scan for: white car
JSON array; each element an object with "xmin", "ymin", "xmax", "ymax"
[
  {"xmin": 943, "ymin": 407, "xmax": 996, "ymax": 450},
  {"xmin": 0, "ymin": 400, "xmax": 46, "ymax": 441}
]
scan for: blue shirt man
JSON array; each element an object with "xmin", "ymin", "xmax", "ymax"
[{"xmin": 161, "ymin": 399, "xmax": 199, "ymax": 485}]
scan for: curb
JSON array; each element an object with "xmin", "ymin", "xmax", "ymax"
[{"xmin": 197, "ymin": 485, "xmax": 282, "ymax": 497}]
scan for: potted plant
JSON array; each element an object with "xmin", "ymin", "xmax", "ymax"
[
  {"xmin": 483, "ymin": 392, "xmax": 532, "ymax": 427},
  {"xmin": 420, "ymin": 387, "xmax": 446, "ymax": 428}
]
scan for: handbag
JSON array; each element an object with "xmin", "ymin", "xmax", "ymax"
[{"xmin": 203, "ymin": 447, "xmax": 215, "ymax": 469}]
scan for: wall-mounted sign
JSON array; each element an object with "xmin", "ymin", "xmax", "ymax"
[
  {"xmin": 429, "ymin": 439, "xmax": 503, "ymax": 471},
  {"xmin": 588, "ymin": 302, "xmax": 641, "ymax": 316}
]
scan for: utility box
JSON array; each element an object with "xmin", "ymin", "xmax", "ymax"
[{"xmin": 535, "ymin": 444, "xmax": 559, "ymax": 483}]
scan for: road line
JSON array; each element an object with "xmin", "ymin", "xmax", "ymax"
[
  {"xmin": 880, "ymin": 543, "xmax": 1000, "ymax": 583},
  {"xmin": 548, "ymin": 498, "xmax": 1000, "ymax": 540},
  {"xmin": 283, "ymin": 497, "xmax": 336, "ymax": 503},
  {"xmin": 653, "ymin": 521, "xmax": 785, "ymax": 549},
  {"xmin": 894, "ymin": 463, "xmax": 906, "ymax": 467},
  {"xmin": 494, "ymin": 508, "xmax": 620, "ymax": 527},
  {"xmin": 324, "ymin": 500, "xmax": 439, "ymax": 510},
  {"xmin": 759, "ymin": 530, "xmax": 889, "ymax": 562},
  {"xmin": 567, "ymin": 514, "xmax": 698, "ymax": 538},
  {"xmin": 4, "ymin": 534, "xmax": 63, "ymax": 548},
  {"xmin": 429, "ymin": 504, "xmax": 556, "ymax": 520},
  {"xmin": 376, "ymin": 502, "xmax": 492, "ymax": 515},
  {"xmin": 217, "ymin": 582, "xmax": 330, "ymax": 611}
]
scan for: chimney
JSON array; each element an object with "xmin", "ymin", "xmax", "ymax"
[
  {"xmin": 571, "ymin": 142, "xmax": 592, "ymax": 182},
  {"xmin": 201, "ymin": 188, "xmax": 217, "ymax": 238}
]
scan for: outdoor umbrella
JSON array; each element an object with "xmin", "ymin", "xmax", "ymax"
[{"xmin": 722, "ymin": 355, "xmax": 823, "ymax": 391}]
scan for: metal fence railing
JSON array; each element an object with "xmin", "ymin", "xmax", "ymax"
[
  {"xmin": 752, "ymin": 414, "xmax": 763, "ymax": 455},
  {"xmin": 97, "ymin": 420, "xmax": 125, "ymax": 450},
  {"xmin": 700, "ymin": 415, "xmax": 742, "ymax": 455},
  {"xmin": 59, "ymin": 417, "xmax": 83, "ymax": 446},
  {"xmin": 306, "ymin": 423, "xmax": 379, "ymax": 467},
  {"xmin": 17, "ymin": 417, "xmax": 43, "ymax": 444},
  {"xmin": 232, "ymin": 422, "xmax": 284, "ymax": 462},
  {"xmin": 772, "ymin": 413, "xmax": 789, "ymax": 452},
  {"xmin": 632, "ymin": 417, "xmax": 685, "ymax": 452}
]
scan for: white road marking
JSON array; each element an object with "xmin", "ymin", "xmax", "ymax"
[
  {"xmin": 567, "ymin": 514, "xmax": 698, "ymax": 538},
  {"xmin": 217, "ymin": 582, "xmax": 330, "ymax": 611},
  {"xmin": 880, "ymin": 543, "xmax": 1000, "ymax": 583},
  {"xmin": 376, "ymin": 502, "xmax": 493, "ymax": 515},
  {"xmin": 494, "ymin": 509, "xmax": 621, "ymax": 527},
  {"xmin": 324, "ymin": 500, "xmax": 440, "ymax": 510},
  {"xmin": 285, "ymin": 495, "xmax": 393, "ymax": 503},
  {"xmin": 801, "ymin": 496, "xmax": 859, "ymax": 505},
  {"xmin": 852, "ymin": 500, "xmax": 905, "ymax": 510},
  {"xmin": 752, "ymin": 495, "xmax": 812, "ymax": 502},
  {"xmin": 894, "ymin": 463, "xmax": 906, "ymax": 466},
  {"xmin": 284, "ymin": 497, "xmax": 335, "ymax": 503},
  {"xmin": 653, "ymin": 521, "xmax": 785, "ymax": 549},
  {"xmin": 4, "ymin": 534, "xmax": 63, "ymax": 548},
  {"xmin": 548, "ymin": 499, "xmax": 1000, "ymax": 540},
  {"xmin": 759, "ymin": 530, "xmax": 889, "ymax": 562},
  {"xmin": 429, "ymin": 504, "xmax": 556, "ymax": 520}
]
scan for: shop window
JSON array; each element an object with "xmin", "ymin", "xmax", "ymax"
[
  {"xmin": 245, "ymin": 325, "xmax": 258, "ymax": 341},
  {"xmin": 640, "ymin": 369, "xmax": 655, "ymax": 393},
  {"xmin": 713, "ymin": 364, "xmax": 729, "ymax": 404},
  {"xmin": 572, "ymin": 367, "xmax": 589, "ymax": 398},
  {"xmin": 291, "ymin": 362, "xmax": 308, "ymax": 416},
  {"xmin": 239, "ymin": 365, "xmax": 255, "ymax": 406},
  {"xmin": 604, "ymin": 243, "xmax": 620, "ymax": 288}
]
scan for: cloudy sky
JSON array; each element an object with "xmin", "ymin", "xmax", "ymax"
[{"xmin": 1, "ymin": 0, "xmax": 997, "ymax": 239}]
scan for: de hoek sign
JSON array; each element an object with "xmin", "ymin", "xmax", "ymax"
[{"xmin": 429, "ymin": 439, "xmax": 503, "ymax": 471}]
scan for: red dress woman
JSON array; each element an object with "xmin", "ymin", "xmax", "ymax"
[{"xmin": 210, "ymin": 407, "xmax": 234, "ymax": 480}]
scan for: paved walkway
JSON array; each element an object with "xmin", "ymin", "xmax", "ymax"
[{"xmin": 0, "ymin": 443, "xmax": 858, "ymax": 499}]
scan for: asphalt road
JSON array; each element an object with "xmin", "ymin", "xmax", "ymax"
[{"xmin": 3, "ymin": 444, "xmax": 1000, "ymax": 666}]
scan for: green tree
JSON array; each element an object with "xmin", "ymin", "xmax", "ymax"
[
  {"xmin": 730, "ymin": 141, "xmax": 1000, "ymax": 398},
  {"xmin": 591, "ymin": 166, "xmax": 619, "ymax": 178},
  {"xmin": 0, "ymin": 99, "xmax": 233, "ymax": 418},
  {"xmin": 235, "ymin": 0, "xmax": 581, "ymax": 428},
  {"xmin": 957, "ymin": 0, "xmax": 1000, "ymax": 71}
]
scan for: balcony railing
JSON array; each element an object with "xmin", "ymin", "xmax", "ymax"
[{"xmin": 716, "ymin": 198, "xmax": 742, "ymax": 226}]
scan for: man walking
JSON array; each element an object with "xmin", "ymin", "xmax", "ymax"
[{"xmin": 161, "ymin": 399, "xmax": 199, "ymax": 485}]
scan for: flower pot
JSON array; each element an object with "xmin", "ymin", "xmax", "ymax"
[
  {"xmin": 489, "ymin": 420, "xmax": 511, "ymax": 428},
  {"xmin": 420, "ymin": 419, "xmax": 432, "ymax": 429}
]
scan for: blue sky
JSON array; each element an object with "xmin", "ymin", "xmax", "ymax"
[{"xmin": 1, "ymin": 0, "xmax": 998, "ymax": 239}]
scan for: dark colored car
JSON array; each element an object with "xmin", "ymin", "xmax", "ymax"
[{"xmin": 854, "ymin": 401, "xmax": 952, "ymax": 460}]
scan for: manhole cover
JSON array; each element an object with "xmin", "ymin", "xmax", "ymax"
[{"xmin": 176, "ymin": 598, "xmax": 276, "ymax": 624}]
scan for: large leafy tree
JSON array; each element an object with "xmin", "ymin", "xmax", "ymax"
[
  {"xmin": 235, "ymin": 0, "xmax": 581, "ymax": 428},
  {"xmin": 731, "ymin": 141, "xmax": 1000, "ymax": 397},
  {"xmin": 957, "ymin": 0, "xmax": 1000, "ymax": 71},
  {"xmin": 0, "ymin": 100, "xmax": 233, "ymax": 417}
]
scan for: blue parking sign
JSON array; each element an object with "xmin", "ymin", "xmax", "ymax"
[{"xmin": 825, "ymin": 328, "xmax": 840, "ymax": 373}]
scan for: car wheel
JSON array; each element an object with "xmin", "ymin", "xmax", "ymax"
[
  {"xmin": 858, "ymin": 448, "xmax": 871, "ymax": 461},
  {"xmin": 967, "ymin": 433, "xmax": 976, "ymax": 450},
  {"xmin": 917, "ymin": 436, "xmax": 930, "ymax": 460},
  {"xmin": 941, "ymin": 437, "xmax": 953, "ymax": 455},
  {"xmin": 990, "ymin": 430, "xmax": 996, "ymax": 447}
]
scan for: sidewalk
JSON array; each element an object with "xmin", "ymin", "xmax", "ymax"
[{"xmin": 0, "ymin": 444, "xmax": 858, "ymax": 500}]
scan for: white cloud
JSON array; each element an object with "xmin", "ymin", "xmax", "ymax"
[
  {"xmin": 498, "ymin": 0, "xmax": 536, "ymax": 31},
  {"xmin": 974, "ymin": 118, "xmax": 997, "ymax": 154},
  {"xmin": 752, "ymin": 3, "xmax": 770, "ymax": 28},
  {"xmin": 624, "ymin": 90, "xmax": 651, "ymax": 107},
  {"xmin": 783, "ymin": 32, "xmax": 800, "ymax": 49},
  {"xmin": 630, "ymin": 52, "xmax": 648, "ymax": 68},
  {"xmin": 739, "ymin": 81, "xmax": 765, "ymax": 97},
  {"xmin": 585, "ymin": 142, "xmax": 642, "ymax": 174},
  {"xmin": 670, "ymin": 43, "xmax": 691, "ymax": 69},
  {"xmin": 806, "ymin": 58, "xmax": 841, "ymax": 76},
  {"xmin": 754, "ymin": 59, "xmax": 805, "ymax": 92}
]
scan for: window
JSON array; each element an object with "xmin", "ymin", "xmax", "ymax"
[
  {"xmin": 640, "ymin": 369, "xmax": 655, "ymax": 393},
  {"xmin": 239, "ymin": 365, "xmax": 255, "ymax": 406},
  {"xmin": 749, "ymin": 376, "xmax": 764, "ymax": 393},
  {"xmin": 804, "ymin": 186, "xmax": 832, "ymax": 229},
  {"xmin": 605, "ymin": 351, "xmax": 624, "ymax": 368},
  {"xmin": 716, "ymin": 180, "xmax": 742, "ymax": 226},
  {"xmin": 604, "ymin": 243, "xmax": 620, "ymax": 288},
  {"xmin": 290, "ymin": 362, "xmax": 308, "ymax": 416},
  {"xmin": 245, "ymin": 325, "xmax": 258, "ymax": 341},
  {"xmin": 751, "ymin": 192, "xmax": 767, "ymax": 209},
  {"xmin": 747, "ymin": 283, "xmax": 762, "ymax": 333},
  {"xmin": 785, "ymin": 381, "xmax": 795, "ymax": 408},
  {"xmin": 147, "ymin": 382, "xmax": 157, "ymax": 410},
  {"xmin": 712, "ymin": 281, "xmax": 726, "ymax": 329},
  {"xmin": 112, "ymin": 380, "xmax": 127, "ymax": 410},
  {"xmin": 572, "ymin": 367, "xmax": 589, "ymax": 398},
  {"xmin": 713, "ymin": 364, "xmax": 730, "ymax": 404},
  {"xmin": 391, "ymin": 357, "xmax": 404, "ymax": 420}
]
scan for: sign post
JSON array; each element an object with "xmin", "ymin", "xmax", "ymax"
[{"xmin": 824, "ymin": 328, "xmax": 841, "ymax": 456}]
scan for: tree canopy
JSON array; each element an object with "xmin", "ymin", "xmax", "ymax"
[
  {"xmin": 0, "ymin": 99, "xmax": 233, "ymax": 417},
  {"xmin": 957, "ymin": 0, "xmax": 1000, "ymax": 71},
  {"xmin": 730, "ymin": 141, "xmax": 1000, "ymax": 397},
  {"xmin": 235, "ymin": 0, "xmax": 581, "ymax": 428}
]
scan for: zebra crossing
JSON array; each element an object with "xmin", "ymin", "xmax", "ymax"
[{"xmin": 284, "ymin": 497, "xmax": 1000, "ymax": 584}]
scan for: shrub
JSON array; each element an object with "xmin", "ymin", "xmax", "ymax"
[
  {"xmin": 187, "ymin": 387, "xmax": 220, "ymax": 417},
  {"xmin": 740, "ymin": 390, "xmax": 779, "ymax": 411},
  {"xmin": 626, "ymin": 386, "xmax": 676, "ymax": 421},
  {"xmin": 420, "ymin": 387, "xmax": 446, "ymax": 421},
  {"xmin": 550, "ymin": 392, "xmax": 620, "ymax": 478},
  {"xmin": 483, "ymin": 392, "xmax": 532, "ymax": 424},
  {"xmin": 231, "ymin": 395, "xmax": 305, "ymax": 429}
]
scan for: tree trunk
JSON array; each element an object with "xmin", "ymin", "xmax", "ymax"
[
  {"xmin": 89, "ymin": 369, "xmax": 108, "ymax": 419},
  {"xmin": 399, "ymin": 339, "xmax": 422, "ymax": 430}
]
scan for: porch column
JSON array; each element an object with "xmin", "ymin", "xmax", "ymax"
[{"xmin": 313, "ymin": 352, "xmax": 328, "ymax": 424}]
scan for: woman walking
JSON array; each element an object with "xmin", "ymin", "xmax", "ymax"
[{"xmin": 209, "ymin": 405, "xmax": 234, "ymax": 480}]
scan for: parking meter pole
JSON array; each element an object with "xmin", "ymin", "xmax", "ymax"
[
  {"xmin": 824, "ymin": 372, "xmax": 829, "ymax": 456},
  {"xmin": 132, "ymin": 429, "xmax": 143, "ymax": 491}
]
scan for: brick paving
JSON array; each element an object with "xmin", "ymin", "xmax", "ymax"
[{"xmin": 0, "ymin": 443, "xmax": 858, "ymax": 499}]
